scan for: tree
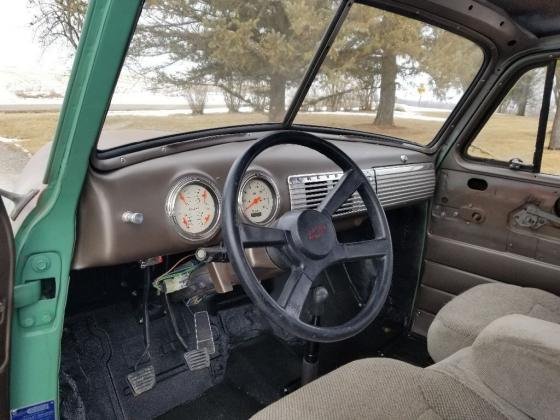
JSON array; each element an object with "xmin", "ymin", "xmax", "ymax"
[
  {"xmin": 29, "ymin": 0, "xmax": 484, "ymax": 128},
  {"xmin": 496, "ymin": 69, "xmax": 544, "ymax": 116},
  {"xmin": 29, "ymin": 0, "xmax": 87, "ymax": 50},
  {"xmin": 417, "ymin": 84, "xmax": 426, "ymax": 105},
  {"xmin": 421, "ymin": 28, "xmax": 483, "ymax": 97},
  {"xmin": 305, "ymin": 5, "xmax": 482, "ymax": 127},
  {"xmin": 549, "ymin": 66, "xmax": 560, "ymax": 150},
  {"xmin": 334, "ymin": 8, "xmax": 426, "ymax": 127},
  {"xmin": 30, "ymin": 0, "xmax": 337, "ymax": 121}
]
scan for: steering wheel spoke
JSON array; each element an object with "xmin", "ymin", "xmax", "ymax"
[
  {"xmin": 333, "ymin": 237, "xmax": 389, "ymax": 261},
  {"xmin": 277, "ymin": 269, "xmax": 314, "ymax": 319},
  {"xmin": 240, "ymin": 223, "xmax": 287, "ymax": 248},
  {"xmin": 317, "ymin": 169, "xmax": 363, "ymax": 217}
]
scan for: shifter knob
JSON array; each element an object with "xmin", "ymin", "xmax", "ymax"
[{"xmin": 312, "ymin": 287, "xmax": 329, "ymax": 317}]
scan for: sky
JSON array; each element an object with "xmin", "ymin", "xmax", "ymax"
[{"xmin": 0, "ymin": 1, "xmax": 74, "ymax": 104}]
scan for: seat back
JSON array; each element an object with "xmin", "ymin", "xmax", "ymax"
[{"xmin": 471, "ymin": 314, "xmax": 560, "ymax": 420}]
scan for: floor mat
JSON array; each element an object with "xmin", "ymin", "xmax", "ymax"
[
  {"xmin": 225, "ymin": 335, "xmax": 302, "ymax": 405},
  {"xmin": 381, "ymin": 333, "xmax": 433, "ymax": 367},
  {"xmin": 157, "ymin": 382, "xmax": 263, "ymax": 420},
  {"xmin": 61, "ymin": 297, "xmax": 427, "ymax": 419},
  {"xmin": 61, "ymin": 303, "xmax": 221, "ymax": 420},
  {"xmin": 157, "ymin": 335, "xmax": 302, "ymax": 419},
  {"xmin": 61, "ymin": 302, "xmax": 274, "ymax": 420}
]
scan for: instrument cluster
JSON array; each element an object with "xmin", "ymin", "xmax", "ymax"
[{"xmin": 166, "ymin": 171, "xmax": 279, "ymax": 241}]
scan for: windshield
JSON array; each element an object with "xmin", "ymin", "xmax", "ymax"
[
  {"xmin": 98, "ymin": 1, "xmax": 483, "ymax": 150},
  {"xmin": 294, "ymin": 3, "xmax": 484, "ymax": 145},
  {"xmin": 98, "ymin": 0, "xmax": 339, "ymax": 150}
]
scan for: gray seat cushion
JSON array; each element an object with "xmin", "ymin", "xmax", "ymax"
[
  {"xmin": 252, "ymin": 357, "xmax": 524, "ymax": 420},
  {"xmin": 427, "ymin": 283, "xmax": 560, "ymax": 362},
  {"xmin": 253, "ymin": 314, "xmax": 560, "ymax": 419}
]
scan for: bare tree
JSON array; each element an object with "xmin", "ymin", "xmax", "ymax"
[
  {"xmin": 29, "ymin": 0, "xmax": 86, "ymax": 50},
  {"xmin": 186, "ymin": 84, "xmax": 208, "ymax": 115}
]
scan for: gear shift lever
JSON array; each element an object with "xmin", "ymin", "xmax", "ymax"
[{"xmin": 301, "ymin": 287, "xmax": 329, "ymax": 385}]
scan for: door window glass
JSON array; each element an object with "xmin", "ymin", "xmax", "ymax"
[
  {"xmin": 467, "ymin": 66, "xmax": 547, "ymax": 167},
  {"xmin": 541, "ymin": 65, "xmax": 560, "ymax": 176},
  {"xmin": 467, "ymin": 61, "xmax": 560, "ymax": 178}
]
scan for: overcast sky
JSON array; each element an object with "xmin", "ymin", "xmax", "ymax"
[{"xmin": 0, "ymin": 2, "xmax": 73, "ymax": 104}]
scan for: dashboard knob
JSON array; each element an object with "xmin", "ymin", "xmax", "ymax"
[{"xmin": 122, "ymin": 211, "xmax": 144, "ymax": 225}]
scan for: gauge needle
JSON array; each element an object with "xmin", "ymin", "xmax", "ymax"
[
  {"xmin": 245, "ymin": 196, "xmax": 262, "ymax": 211},
  {"xmin": 179, "ymin": 192, "xmax": 188, "ymax": 205}
]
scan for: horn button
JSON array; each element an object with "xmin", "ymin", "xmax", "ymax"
[{"xmin": 289, "ymin": 210, "xmax": 337, "ymax": 259}]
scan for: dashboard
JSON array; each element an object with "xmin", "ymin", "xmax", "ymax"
[{"xmin": 73, "ymin": 134, "xmax": 435, "ymax": 269}]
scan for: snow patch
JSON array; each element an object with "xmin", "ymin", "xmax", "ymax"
[{"xmin": 0, "ymin": 136, "xmax": 32, "ymax": 156}]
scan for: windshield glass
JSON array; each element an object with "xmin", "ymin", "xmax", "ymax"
[
  {"xmin": 98, "ymin": 1, "xmax": 484, "ymax": 150},
  {"xmin": 97, "ymin": 0, "xmax": 339, "ymax": 150},
  {"xmin": 0, "ymin": 1, "xmax": 76, "ymax": 196},
  {"xmin": 294, "ymin": 3, "xmax": 484, "ymax": 145}
]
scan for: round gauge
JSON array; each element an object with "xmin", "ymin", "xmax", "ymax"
[
  {"xmin": 166, "ymin": 177, "xmax": 220, "ymax": 240},
  {"xmin": 239, "ymin": 174, "xmax": 279, "ymax": 225}
]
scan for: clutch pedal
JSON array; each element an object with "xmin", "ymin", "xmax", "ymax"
[{"xmin": 127, "ymin": 365, "xmax": 156, "ymax": 397}]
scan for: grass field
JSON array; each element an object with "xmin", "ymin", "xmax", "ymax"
[{"xmin": 1, "ymin": 110, "xmax": 559, "ymax": 175}]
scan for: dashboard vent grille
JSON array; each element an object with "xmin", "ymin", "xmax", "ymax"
[
  {"xmin": 376, "ymin": 163, "xmax": 435, "ymax": 208},
  {"xmin": 287, "ymin": 169, "xmax": 376, "ymax": 217},
  {"xmin": 287, "ymin": 163, "xmax": 434, "ymax": 216}
]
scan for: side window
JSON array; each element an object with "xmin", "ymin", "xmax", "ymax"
[
  {"xmin": 467, "ymin": 61, "xmax": 560, "ymax": 177},
  {"xmin": 542, "ymin": 65, "xmax": 560, "ymax": 175}
]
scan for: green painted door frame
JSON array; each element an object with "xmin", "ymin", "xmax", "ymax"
[{"xmin": 10, "ymin": 0, "xmax": 143, "ymax": 414}]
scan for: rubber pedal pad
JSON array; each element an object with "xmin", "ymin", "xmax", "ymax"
[
  {"xmin": 194, "ymin": 310, "xmax": 215, "ymax": 355},
  {"xmin": 126, "ymin": 365, "xmax": 156, "ymax": 397},
  {"xmin": 184, "ymin": 348, "xmax": 210, "ymax": 371}
]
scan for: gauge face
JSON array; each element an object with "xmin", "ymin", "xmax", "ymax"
[
  {"xmin": 168, "ymin": 179, "xmax": 220, "ymax": 239},
  {"xmin": 240, "ymin": 176, "xmax": 278, "ymax": 224}
]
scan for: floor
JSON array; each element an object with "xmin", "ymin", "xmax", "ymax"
[
  {"xmin": 156, "ymin": 330, "xmax": 432, "ymax": 419},
  {"xmin": 60, "ymin": 301, "xmax": 274, "ymax": 420},
  {"xmin": 158, "ymin": 336, "xmax": 302, "ymax": 420},
  {"xmin": 60, "ymin": 298, "xmax": 431, "ymax": 420}
]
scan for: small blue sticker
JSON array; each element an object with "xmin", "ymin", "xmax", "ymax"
[{"xmin": 11, "ymin": 400, "xmax": 55, "ymax": 420}]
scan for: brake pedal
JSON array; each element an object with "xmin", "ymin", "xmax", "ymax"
[
  {"xmin": 127, "ymin": 365, "xmax": 156, "ymax": 397},
  {"xmin": 184, "ymin": 348, "xmax": 210, "ymax": 371},
  {"xmin": 194, "ymin": 311, "xmax": 215, "ymax": 355}
]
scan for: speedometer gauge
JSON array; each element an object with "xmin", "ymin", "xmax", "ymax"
[
  {"xmin": 239, "ymin": 174, "xmax": 279, "ymax": 225},
  {"xmin": 166, "ymin": 177, "xmax": 221, "ymax": 240}
]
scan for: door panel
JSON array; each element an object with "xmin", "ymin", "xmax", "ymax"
[
  {"xmin": 413, "ymin": 168, "xmax": 560, "ymax": 335},
  {"xmin": 0, "ymin": 199, "xmax": 14, "ymax": 416}
]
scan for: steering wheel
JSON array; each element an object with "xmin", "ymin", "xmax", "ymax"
[{"xmin": 222, "ymin": 131, "xmax": 393, "ymax": 343}]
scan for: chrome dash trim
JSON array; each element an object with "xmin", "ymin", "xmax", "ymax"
[{"xmin": 287, "ymin": 163, "xmax": 434, "ymax": 216}]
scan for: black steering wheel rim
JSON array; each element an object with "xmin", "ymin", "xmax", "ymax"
[{"xmin": 222, "ymin": 130, "xmax": 393, "ymax": 343}]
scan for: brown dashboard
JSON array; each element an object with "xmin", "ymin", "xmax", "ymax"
[{"xmin": 73, "ymin": 136, "xmax": 435, "ymax": 269}]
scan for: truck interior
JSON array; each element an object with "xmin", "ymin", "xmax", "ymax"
[{"xmin": 2, "ymin": 0, "xmax": 560, "ymax": 419}]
